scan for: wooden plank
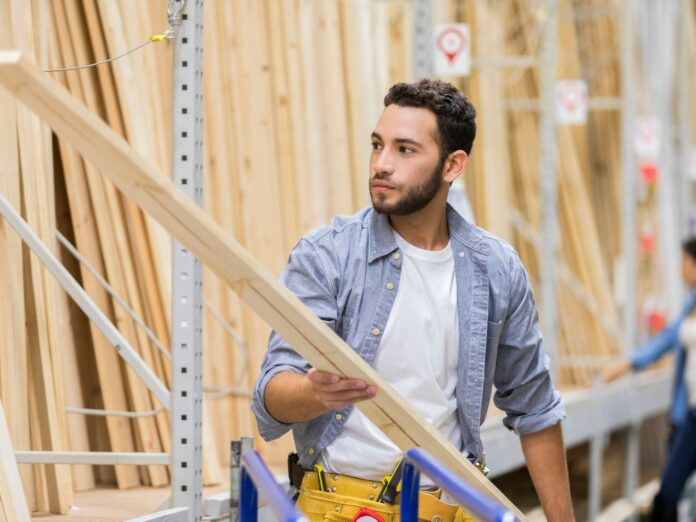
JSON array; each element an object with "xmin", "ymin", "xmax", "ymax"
[
  {"xmin": 339, "ymin": 0, "xmax": 380, "ymax": 212},
  {"xmin": 202, "ymin": 1, "xmax": 250, "ymax": 479},
  {"xmin": 35, "ymin": 3, "xmax": 95, "ymax": 493},
  {"xmin": 466, "ymin": 0, "xmax": 513, "ymax": 241},
  {"xmin": 0, "ymin": 53, "xmax": 526, "ymax": 519},
  {"xmin": 46, "ymin": 1, "xmax": 141, "ymax": 489},
  {"xmin": 0, "ymin": 0, "xmax": 32, "ymax": 507},
  {"xmin": 0, "ymin": 401, "xmax": 31, "ymax": 521},
  {"xmin": 54, "ymin": 0, "xmax": 168, "ymax": 487},
  {"xmin": 9, "ymin": 0, "xmax": 72, "ymax": 510}
]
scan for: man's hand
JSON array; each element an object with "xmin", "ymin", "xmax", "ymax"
[
  {"xmin": 264, "ymin": 370, "xmax": 376, "ymax": 424},
  {"xmin": 307, "ymin": 368, "xmax": 377, "ymax": 410}
]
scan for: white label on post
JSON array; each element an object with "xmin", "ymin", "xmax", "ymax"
[
  {"xmin": 555, "ymin": 80, "xmax": 588, "ymax": 125},
  {"xmin": 634, "ymin": 117, "xmax": 661, "ymax": 159},
  {"xmin": 434, "ymin": 24, "xmax": 470, "ymax": 77},
  {"xmin": 690, "ymin": 145, "xmax": 696, "ymax": 181}
]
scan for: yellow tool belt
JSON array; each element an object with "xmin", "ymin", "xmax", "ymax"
[{"xmin": 295, "ymin": 470, "xmax": 473, "ymax": 522}]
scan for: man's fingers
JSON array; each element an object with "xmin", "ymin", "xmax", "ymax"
[
  {"xmin": 307, "ymin": 368, "xmax": 369, "ymax": 392},
  {"xmin": 307, "ymin": 368, "xmax": 341, "ymax": 384},
  {"xmin": 315, "ymin": 389, "xmax": 371, "ymax": 404}
]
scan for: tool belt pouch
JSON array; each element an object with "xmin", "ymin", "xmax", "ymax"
[
  {"xmin": 296, "ymin": 472, "xmax": 399, "ymax": 522},
  {"xmin": 295, "ymin": 470, "xmax": 472, "ymax": 522},
  {"xmin": 288, "ymin": 452, "xmax": 307, "ymax": 490}
]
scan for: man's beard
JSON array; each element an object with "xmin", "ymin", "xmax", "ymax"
[{"xmin": 370, "ymin": 157, "xmax": 445, "ymax": 216}]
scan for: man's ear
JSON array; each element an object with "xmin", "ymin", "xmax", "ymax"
[{"xmin": 442, "ymin": 150, "xmax": 468, "ymax": 183}]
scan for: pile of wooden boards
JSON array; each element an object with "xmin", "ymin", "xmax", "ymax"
[{"xmin": 0, "ymin": 0, "xmax": 694, "ymax": 515}]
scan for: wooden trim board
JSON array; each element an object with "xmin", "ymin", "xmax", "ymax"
[
  {"xmin": 0, "ymin": 401, "xmax": 31, "ymax": 521},
  {"xmin": 0, "ymin": 52, "xmax": 526, "ymax": 519}
]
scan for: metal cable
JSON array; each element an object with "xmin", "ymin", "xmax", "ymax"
[
  {"xmin": 202, "ymin": 299, "xmax": 250, "ymax": 398},
  {"xmin": 66, "ymin": 406, "xmax": 166, "ymax": 418},
  {"xmin": 43, "ymin": 38, "xmax": 157, "ymax": 73},
  {"xmin": 55, "ymin": 230, "xmax": 172, "ymax": 361}
]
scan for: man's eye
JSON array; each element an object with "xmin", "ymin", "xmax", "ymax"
[
  {"xmin": 371, "ymin": 142, "xmax": 382, "ymax": 150},
  {"xmin": 399, "ymin": 147, "xmax": 414, "ymax": 154}
]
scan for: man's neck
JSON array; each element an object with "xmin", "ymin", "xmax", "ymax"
[{"xmin": 388, "ymin": 202, "xmax": 450, "ymax": 251}]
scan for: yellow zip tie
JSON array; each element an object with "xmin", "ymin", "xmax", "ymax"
[{"xmin": 149, "ymin": 33, "xmax": 170, "ymax": 42}]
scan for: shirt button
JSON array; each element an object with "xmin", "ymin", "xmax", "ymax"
[
  {"xmin": 459, "ymin": 252, "xmax": 464, "ymax": 258},
  {"xmin": 392, "ymin": 252, "xmax": 401, "ymax": 260},
  {"xmin": 308, "ymin": 448, "xmax": 315, "ymax": 455},
  {"xmin": 335, "ymin": 413, "xmax": 343, "ymax": 421},
  {"xmin": 371, "ymin": 327, "xmax": 381, "ymax": 336},
  {"xmin": 386, "ymin": 282, "xmax": 394, "ymax": 290}
]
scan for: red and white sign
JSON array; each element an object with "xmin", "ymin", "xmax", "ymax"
[
  {"xmin": 434, "ymin": 24, "xmax": 470, "ymax": 77},
  {"xmin": 634, "ymin": 117, "xmax": 661, "ymax": 159},
  {"xmin": 555, "ymin": 80, "xmax": 587, "ymax": 125}
]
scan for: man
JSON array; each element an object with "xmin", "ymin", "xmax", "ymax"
[{"xmin": 252, "ymin": 79, "xmax": 574, "ymax": 522}]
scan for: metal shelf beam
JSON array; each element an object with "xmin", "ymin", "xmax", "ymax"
[{"xmin": 481, "ymin": 371, "xmax": 671, "ymax": 478}]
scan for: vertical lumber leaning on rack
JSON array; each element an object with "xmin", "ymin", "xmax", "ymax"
[
  {"xmin": 0, "ymin": 0, "xmax": 32, "ymax": 508},
  {"xmin": 0, "ymin": 53, "xmax": 527, "ymax": 521},
  {"xmin": 466, "ymin": 0, "xmax": 513, "ymax": 241},
  {"xmin": 203, "ymin": 1, "xmax": 248, "ymax": 473},
  {"xmin": 47, "ymin": 0, "xmax": 142, "ymax": 490},
  {"xmin": 9, "ymin": 0, "xmax": 72, "ymax": 512},
  {"xmin": 0, "ymin": 402, "xmax": 31, "ymax": 522}
]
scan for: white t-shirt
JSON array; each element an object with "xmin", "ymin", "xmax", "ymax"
[
  {"xmin": 678, "ymin": 317, "xmax": 696, "ymax": 407},
  {"xmin": 319, "ymin": 231, "xmax": 462, "ymax": 480}
]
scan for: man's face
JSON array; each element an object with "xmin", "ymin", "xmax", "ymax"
[
  {"xmin": 369, "ymin": 104, "xmax": 445, "ymax": 215},
  {"xmin": 682, "ymin": 253, "xmax": 696, "ymax": 287}
]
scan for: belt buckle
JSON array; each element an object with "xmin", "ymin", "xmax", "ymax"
[{"xmin": 474, "ymin": 452, "xmax": 489, "ymax": 476}]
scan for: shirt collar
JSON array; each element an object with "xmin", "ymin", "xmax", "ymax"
[
  {"xmin": 367, "ymin": 204, "xmax": 486, "ymax": 263},
  {"xmin": 367, "ymin": 209, "xmax": 398, "ymax": 263}
]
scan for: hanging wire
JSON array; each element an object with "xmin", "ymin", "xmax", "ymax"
[
  {"xmin": 202, "ymin": 299, "xmax": 251, "ymax": 399},
  {"xmin": 43, "ymin": 38, "xmax": 160, "ymax": 73},
  {"xmin": 43, "ymin": 0, "xmax": 186, "ymax": 73},
  {"xmin": 66, "ymin": 406, "xmax": 166, "ymax": 418}
]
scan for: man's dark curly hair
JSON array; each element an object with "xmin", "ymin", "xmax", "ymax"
[
  {"xmin": 383, "ymin": 79, "xmax": 477, "ymax": 160},
  {"xmin": 683, "ymin": 237, "xmax": 696, "ymax": 261}
]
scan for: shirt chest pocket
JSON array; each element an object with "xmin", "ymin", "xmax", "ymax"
[{"xmin": 485, "ymin": 319, "xmax": 504, "ymax": 379}]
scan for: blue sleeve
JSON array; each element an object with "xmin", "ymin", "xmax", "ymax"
[
  {"xmin": 251, "ymin": 238, "xmax": 338, "ymax": 441},
  {"xmin": 630, "ymin": 321, "xmax": 680, "ymax": 370},
  {"xmin": 493, "ymin": 253, "xmax": 565, "ymax": 435}
]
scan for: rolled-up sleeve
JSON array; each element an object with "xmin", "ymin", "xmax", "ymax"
[
  {"xmin": 251, "ymin": 237, "xmax": 338, "ymax": 441},
  {"xmin": 493, "ymin": 253, "xmax": 565, "ymax": 434}
]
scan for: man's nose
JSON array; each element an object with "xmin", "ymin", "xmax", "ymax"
[{"xmin": 372, "ymin": 149, "xmax": 394, "ymax": 175}]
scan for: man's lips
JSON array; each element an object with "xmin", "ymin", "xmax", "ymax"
[{"xmin": 372, "ymin": 181, "xmax": 394, "ymax": 192}]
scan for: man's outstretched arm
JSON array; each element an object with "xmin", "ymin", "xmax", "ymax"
[
  {"xmin": 264, "ymin": 369, "xmax": 376, "ymax": 424},
  {"xmin": 520, "ymin": 422, "xmax": 575, "ymax": 522}
]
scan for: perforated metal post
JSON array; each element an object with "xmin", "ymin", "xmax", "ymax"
[
  {"xmin": 678, "ymin": 0, "xmax": 692, "ymax": 237},
  {"xmin": 620, "ymin": 2, "xmax": 641, "ymax": 519},
  {"xmin": 412, "ymin": 0, "xmax": 433, "ymax": 80},
  {"xmin": 539, "ymin": 0, "xmax": 559, "ymax": 377},
  {"xmin": 171, "ymin": 0, "xmax": 204, "ymax": 519}
]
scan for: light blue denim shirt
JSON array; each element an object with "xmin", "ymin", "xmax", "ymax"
[{"xmin": 252, "ymin": 205, "xmax": 565, "ymax": 469}]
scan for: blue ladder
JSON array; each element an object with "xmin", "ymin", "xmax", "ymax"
[
  {"xmin": 400, "ymin": 448, "xmax": 518, "ymax": 522},
  {"xmin": 240, "ymin": 450, "xmax": 306, "ymax": 522}
]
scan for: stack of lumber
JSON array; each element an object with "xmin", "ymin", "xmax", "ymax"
[{"xmin": 0, "ymin": 0, "xmax": 694, "ymax": 515}]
